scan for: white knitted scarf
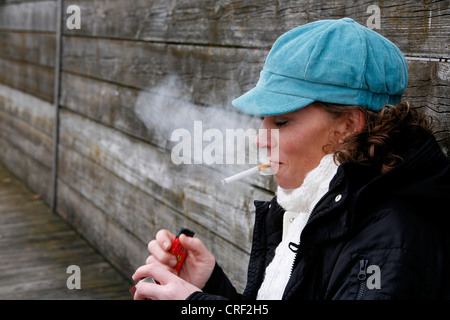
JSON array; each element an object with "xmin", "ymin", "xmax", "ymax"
[{"xmin": 256, "ymin": 154, "xmax": 338, "ymax": 300}]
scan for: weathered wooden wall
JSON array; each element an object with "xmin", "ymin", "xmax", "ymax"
[{"xmin": 0, "ymin": 0, "xmax": 448, "ymax": 293}]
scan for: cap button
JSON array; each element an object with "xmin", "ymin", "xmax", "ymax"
[{"xmin": 342, "ymin": 18, "xmax": 354, "ymax": 23}]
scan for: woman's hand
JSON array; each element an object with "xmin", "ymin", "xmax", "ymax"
[
  {"xmin": 133, "ymin": 229, "xmax": 216, "ymax": 299},
  {"xmin": 132, "ymin": 259, "xmax": 200, "ymax": 300}
]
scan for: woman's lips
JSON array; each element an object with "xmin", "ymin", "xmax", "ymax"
[{"xmin": 269, "ymin": 161, "xmax": 281, "ymax": 174}]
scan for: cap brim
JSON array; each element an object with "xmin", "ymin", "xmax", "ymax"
[{"xmin": 231, "ymin": 86, "xmax": 315, "ymax": 116}]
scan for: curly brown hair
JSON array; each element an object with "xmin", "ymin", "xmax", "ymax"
[{"xmin": 317, "ymin": 101, "xmax": 438, "ymax": 173}]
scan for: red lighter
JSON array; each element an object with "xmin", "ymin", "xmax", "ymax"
[
  {"xmin": 170, "ymin": 228, "xmax": 195, "ymax": 273},
  {"xmin": 130, "ymin": 227, "xmax": 195, "ymax": 297}
]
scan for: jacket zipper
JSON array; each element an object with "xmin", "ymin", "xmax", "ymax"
[
  {"xmin": 287, "ymin": 188, "xmax": 345, "ymax": 291},
  {"xmin": 356, "ymin": 259, "xmax": 368, "ymax": 300},
  {"xmin": 288, "ymin": 195, "xmax": 331, "ymax": 278}
]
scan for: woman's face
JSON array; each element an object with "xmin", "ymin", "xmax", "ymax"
[{"xmin": 256, "ymin": 104, "xmax": 345, "ymax": 189}]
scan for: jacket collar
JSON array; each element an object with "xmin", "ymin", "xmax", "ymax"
[
  {"xmin": 254, "ymin": 135, "xmax": 448, "ymax": 246},
  {"xmin": 294, "ymin": 135, "xmax": 449, "ymax": 246}
]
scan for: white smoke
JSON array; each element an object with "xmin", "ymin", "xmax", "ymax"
[{"xmin": 134, "ymin": 74, "xmax": 266, "ymax": 168}]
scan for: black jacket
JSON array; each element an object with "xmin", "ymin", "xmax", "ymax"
[{"xmin": 188, "ymin": 136, "xmax": 450, "ymax": 300}]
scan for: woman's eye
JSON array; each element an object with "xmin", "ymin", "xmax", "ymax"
[{"xmin": 275, "ymin": 121, "xmax": 287, "ymax": 127}]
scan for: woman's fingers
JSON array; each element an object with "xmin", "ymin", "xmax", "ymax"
[
  {"xmin": 147, "ymin": 229, "xmax": 177, "ymax": 267},
  {"xmin": 179, "ymin": 234, "xmax": 209, "ymax": 257},
  {"xmin": 155, "ymin": 229, "xmax": 175, "ymax": 251},
  {"xmin": 132, "ymin": 262, "xmax": 172, "ymax": 284},
  {"xmin": 132, "ymin": 262, "xmax": 200, "ymax": 300},
  {"xmin": 132, "ymin": 263, "xmax": 171, "ymax": 300}
]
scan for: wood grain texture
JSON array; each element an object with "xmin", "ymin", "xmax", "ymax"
[
  {"xmin": 0, "ymin": 57, "xmax": 54, "ymax": 102},
  {"xmin": 0, "ymin": 136, "xmax": 53, "ymax": 205},
  {"xmin": 0, "ymin": 162, "xmax": 132, "ymax": 300},
  {"xmin": 61, "ymin": 35, "xmax": 265, "ymax": 110},
  {"xmin": 66, "ymin": 0, "xmax": 449, "ymax": 57},
  {"xmin": 405, "ymin": 60, "xmax": 450, "ymax": 154},
  {"xmin": 0, "ymin": 84, "xmax": 55, "ymax": 203},
  {"xmin": 0, "ymin": 0, "xmax": 57, "ymax": 32},
  {"xmin": 0, "ymin": 31, "xmax": 56, "ymax": 67}
]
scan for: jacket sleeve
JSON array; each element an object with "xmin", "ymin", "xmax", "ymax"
[{"xmin": 186, "ymin": 263, "xmax": 242, "ymax": 300}]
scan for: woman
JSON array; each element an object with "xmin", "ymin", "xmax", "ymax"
[{"xmin": 132, "ymin": 18, "xmax": 450, "ymax": 300}]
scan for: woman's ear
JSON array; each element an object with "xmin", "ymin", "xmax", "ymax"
[{"xmin": 342, "ymin": 108, "xmax": 365, "ymax": 138}]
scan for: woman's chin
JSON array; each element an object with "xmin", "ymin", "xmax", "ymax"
[{"xmin": 274, "ymin": 177, "xmax": 304, "ymax": 190}]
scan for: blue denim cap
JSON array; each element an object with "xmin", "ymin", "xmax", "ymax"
[{"xmin": 232, "ymin": 18, "xmax": 408, "ymax": 115}]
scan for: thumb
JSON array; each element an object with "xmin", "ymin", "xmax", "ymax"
[{"xmin": 179, "ymin": 234, "xmax": 208, "ymax": 257}]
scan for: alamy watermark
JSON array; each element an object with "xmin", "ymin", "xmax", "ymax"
[
  {"xmin": 66, "ymin": 265, "xmax": 81, "ymax": 290},
  {"xmin": 66, "ymin": 5, "xmax": 81, "ymax": 30},
  {"xmin": 170, "ymin": 121, "xmax": 279, "ymax": 167},
  {"xmin": 366, "ymin": 5, "xmax": 381, "ymax": 30},
  {"xmin": 365, "ymin": 264, "xmax": 381, "ymax": 289}
]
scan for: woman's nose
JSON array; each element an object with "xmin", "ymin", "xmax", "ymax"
[
  {"xmin": 255, "ymin": 121, "xmax": 278, "ymax": 149},
  {"xmin": 255, "ymin": 130, "xmax": 267, "ymax": 148},
  {"xmin": 255, "ymin": 120, "xmax": 268, "ymax": 149}
]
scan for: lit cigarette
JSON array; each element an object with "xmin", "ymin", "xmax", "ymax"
[{"xmin": 221, "ymin": 164, "xmax": 271, "ymax": 185}]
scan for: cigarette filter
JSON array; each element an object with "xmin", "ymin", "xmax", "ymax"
[{"xmin": 221, "ymin": 164, "xmax": 271, "ymax": 185}]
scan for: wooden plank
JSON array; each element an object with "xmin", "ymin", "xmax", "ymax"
[
  {"xmin": 0, "ymin": 83, "xmax": 55, "ymax": 136},
  {"xmin": 0, "ymin": 31, "xmax": 56, "ymax": 68},
  {"xmin": 0, "ymin": 0, "xmax": 57, "ymax": 32},
  {"xmin": 0, "ymin": 136, "xmax": 53, "ymax": 204},
  {"xmin": 0, "ymin": 110, "xmax": 53, "ymax": 169},
  {"xmin": 56, "ymin": 178, "xmax": 148, "ymax": 280},
  {"xmin": 405, "ymin": 60, "xmax": 450, "ymax": 155},
  {"xmin": 66, "ymin": 0, "xmax": 449, "ymax": 57},
  {"xmin": 0, "ymin": 57, "xmax": 54, "ymax": 102},
  {"xmin": 0, "ymin": 84, "xmax": 55, "ymax": 204},
  {"xmin": 57, "ymin": 144, "xmax": 163, "ymax": 244},
  {"xmin": 59, "ymin": 72, "xmax": 156, "ymax": 147},
  {"xmin": 0, "ymin": 162, "xmax": 131, "ymax": 300},
  {"xmin": 406, "ymin": 61, "xmax": 450, "ymax": 113},
  {"xmin": 61, "ymin": 36, "xmax": 266, "ymax": 110}
]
